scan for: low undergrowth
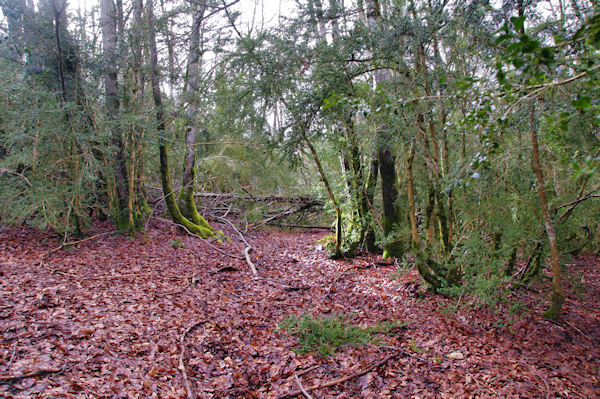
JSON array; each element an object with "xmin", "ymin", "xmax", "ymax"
[{"xmin": 278, "ymin": 313, "xmax": 404, "ymax": 356}]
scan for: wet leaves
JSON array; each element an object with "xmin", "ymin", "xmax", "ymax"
[{"xmin": 0, "ymin": 222, "xmax": 599, "ymax": 397}]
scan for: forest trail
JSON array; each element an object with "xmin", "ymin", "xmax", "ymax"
[{"xmin": 0, "ymin": 222, "xmax": 598, "ymax": 398}]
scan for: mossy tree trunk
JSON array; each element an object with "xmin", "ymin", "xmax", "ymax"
[
  {"xmin": 147, "ymin": 0, "xmax": 214, "ymax": 238},
  {"xmin": 378, "ymin": 133, "xmax": 404, "ymax": 259},
  {"xmin": 368, "ymin": 0, "xmax": 405, "ymax": 259},
  {"xmin": 341, "ymin": 117, "xmax": 375, "ymax": 255},
  {"xmin": 177, "ymin": 1, "xmax": 213, "ymax": 234},
  {"xmin": 362, "ymin": 157, "xmax": 380, "ymax": 253}
]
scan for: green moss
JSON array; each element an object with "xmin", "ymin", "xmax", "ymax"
[
  {"xmin": 543, "ymin": 291, "xmax": 565, "ymax": 321},
  {"xmin": 111, "ymin": 199, "xmax": 133, "ymax": 234},
  {"xmin": 381, "ymin": 216, "xmax": 405, "ymax": 259},
  {"xmin": 159, "ymin": 144, "xmax": 215, "ymax": 239}
]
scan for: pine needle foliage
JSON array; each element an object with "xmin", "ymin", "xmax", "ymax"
[
  {"xmin": 278, "ymin": 313, "xmax": 402, "ymax": 356},
  {"xmin": 0, "ymin": 61, "xmax": 104, "ymax": 235}
]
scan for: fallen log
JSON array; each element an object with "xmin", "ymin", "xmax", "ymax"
[
  {"xmin": 195, "ymin": 192, "xmax": 323, "ymax": 205},
  {"xmin": 251, "ymin": 201, "xmax": 322, "ymax": 230},
  {"xmin": 267, "ymin": 224, "xmax": 332, "ymax": 230}
]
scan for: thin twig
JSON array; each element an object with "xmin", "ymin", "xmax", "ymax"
[
  {"xmin": 216, "ymin": 216, "xmax": 260, "ymax": 276},
  {"xmin": 502, "ymin": 64, "xmax": 600, "ymax": 120},
  {"xmin": 42, "ymin": 232, "xmax": 112, "ymax": 258},
  {"xmin": 216, "ymin": 216, "xmax": 250, "ymax": 247},
  {"xmin": 245, "ymin": 247, "xmax": 259, "ymax": 276},
  {"xmin": 3, "ymin": 343, "xmax": 17, "ymax": 371},
  {"xmin": 293, "ymin": 374, "xmax": 314, "ymax": 399},
  {"xmin": 279, "ymin": 352, "xmax": 399, "ymax": 398},
  {"xmin": 179, "ymin": 321, "xmax": 205, "ymax": 399},
  {"xmin": 562, "ymin": 320, "xmax": 594, "ymax": 344},
  {"xmin": 86, "ymin": 273, "xmax": 179, "ymax": 280},
  {"xmin": 296, "ymin": 364, "xmax": 320, "ymax": 377},
  {"xmin": 154, "ymin": 216, "xmax": 243, "ymax": 259},
  {"xmin": 0, "ymin": 167, "xmax": 32, "ymax": 186},
  {"xmin": 154, "ymin": 277, "xmax": 193, "ymax": 297},
  {"xmin": 322, "ymin": 266, "xmax": 354, "ymax": 300},
  {"xmin": 255, "ymin": 277, "xmax": 307, "ymax": 291},
  {"xmin": 0, "ymin": 367, "xmax": 63, "ymax": 381},
  {"xmin": 558, "ymin": 185, "xmax": 600, "ymax": 221},
  {"xmin": 538, "ymin": 369, "xmax": 551, "ymax": 399}
]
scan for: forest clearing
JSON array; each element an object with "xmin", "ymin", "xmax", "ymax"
[
  {"xmin": 0, "ymin": 221, "xmax": 599, "ymax": 398},
  {"xmin": 1, "ymin": 0, "xmax": 600, "ymax": 397}
]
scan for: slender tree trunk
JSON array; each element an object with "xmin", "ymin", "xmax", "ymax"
[
  {"xmin": 178, "ymin": 2, "xmax": 213, "ymax": 235},
  {"xmin": 132, "ymin": 0, "xmax": 149, "ymax": 215},
  {"xmin": 312, "ymin": 0, "xmax": 328, "ymax": 38},
  {"xmin": 146, "ymin": 0, "xmax": 214, "ymax": 238},
  {"xmin": 360, "ymin": 157, "xmax": 379, "ymax": 252},
  {"xmin": 425, "ymin": 182, "xmax": 435, "ymax": 245},
  {"xmin": 328, "ymin": 0, "xmax": 340, "ymax": 37},
  {"xmin": 101, "ymin": 0, "xmax": 131, "ymax": 231},
  {"xmin": 160, "ymin": 0, "xmax": 177, "ymax": 98},
  {"xmin": 530, "ymin": 104, "xmax": 564, "ymax": 320},
  {"xmin": 340, "ymin": 117, "xmax": 368, "ymax": 255},
  {"xmin": 52, "ymin": 0, "xmax": 68, "ymax": 99},
  {"xmin": 407, "ymin": 141, "xmax": 419, "ymax": 249},
  {"xmin": 301, "ymin": 128, "xmax": 343, "ymax": 258}
]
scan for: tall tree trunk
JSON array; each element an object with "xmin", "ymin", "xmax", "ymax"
[
  {"xmin": 101, "ymin": 0, "xmax": 131, "ymax": 231},
  {"xmin": 340, "ymin": 117, "xmax": 369, "ymax": 255},
  {"xmin": 132, "ymin": 0, "xmax": 149, "ymax": 215},
  {"xmin": 52, "ymin": 0, "xmax": 68, "ymax": 99},
  {"xmin": 160, "ymin": 0, "xmax": 177, "ymax": 98},
  {"xmin": 328, "ymin": 0, "xmax": 341, "ymax": 37},
  {"xmin": 369, "ymin": 0, "xmax": 404, "ymax": 259},
  {"xmin": 530, "ymin": 104, "xmax": 564, "ymax": 320},
  {"xmin": 178, "ymin": 2, "xmax": 213, "ymax": 233},
  {"xmin": 378, "ymin": 133, "xmax": 404, "ymax": 258},
  {"xmin": 146, "ymin": 0, "xmax": 214, "ymax": 238}
]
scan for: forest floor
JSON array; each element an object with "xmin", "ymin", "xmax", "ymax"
[{"xmin": 0, "ymin": 221, "xmax": 599, "ymax": 398}]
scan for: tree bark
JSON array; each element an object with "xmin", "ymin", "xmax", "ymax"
[
  {"xmin": 146, "ymin": 0, "xmax": 214, "ymax": 238},
  {"xmin": 301, "ymin": 128, "xmax": 343, "ymax": 258},
  {"xmin": 101, "ymin": 0, "xmax": 131, "ymax": 231},
  {"xmin": 369, "ymin": 0, "xmax": 404, "ymax": 259},
  {"xmin": 378, "ymin": 135, "xmax": 404, "ymax": 258},
  {"xmin": 530, "ymin": 104, "xmax": 564, "ymax": 320},
  {"xmin": 362, "ymin": 157, "xmax": 379, "ymax": 253},
  {"xmin": 178, "ymin": 2, "xmax": 213, "ymax": 234},
  {"xmin": 407, "ymin": 140, "xmax": 419, "ymax": 249}
]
